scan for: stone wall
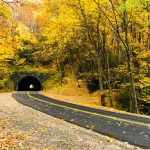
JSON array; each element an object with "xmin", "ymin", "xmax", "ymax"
[{"xmin": 10, "ymin": 71, "xmax": 49, "ymax": 90}]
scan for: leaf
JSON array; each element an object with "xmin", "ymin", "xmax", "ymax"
[
  {"xmin": 106, "ymin": 137, "xmax": 116, "ymax": 143},
  {"xmin": 39, "ymin": 128, "xmax": 45, "ymax": 132},
  {"xmin": 43, "ymin": 148, "xmax": 50, "ymax": 150}
]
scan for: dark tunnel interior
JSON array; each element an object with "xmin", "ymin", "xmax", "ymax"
[{"xmin": 18, "ymin": 76, "xmax": 42, "ymax": 91}]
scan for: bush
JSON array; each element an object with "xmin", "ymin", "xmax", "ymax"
[
  {"xmin": 115, "ymin": 85, "xmax": 131, "ymax": 112},
  {"xmin": 43, "ymin": 73, "xmax": 62, "ymax": 90},
  {"xmin": 0, "ymin": 79, "xmax": 6, "ymax": 90},
  {"xmin": 115, "ymin": 80, "xmax": 150, "ymax": 115}
]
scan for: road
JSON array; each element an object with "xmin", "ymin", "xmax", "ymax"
[{"xmin": 12, "ymin": 92, "xmax": 150, "ymax": 149}]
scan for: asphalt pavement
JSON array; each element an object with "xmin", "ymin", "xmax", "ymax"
[{"xmin": 12, "ymin": 92, "xmax": 150, "ymax": 149}]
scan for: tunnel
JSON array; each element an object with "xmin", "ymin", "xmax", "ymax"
[{"xmin": 18, "ymin": 76, "xmax": 42, "ymax": 91}]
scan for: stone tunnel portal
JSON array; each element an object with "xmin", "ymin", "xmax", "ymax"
[{"xmin": 18, "ymin": 76, "xmax": 42, "ymax": 91}]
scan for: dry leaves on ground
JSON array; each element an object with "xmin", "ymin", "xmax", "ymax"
[{"xmin": 0, "ymin": 119, "xmax": 26, "ymax": 150}]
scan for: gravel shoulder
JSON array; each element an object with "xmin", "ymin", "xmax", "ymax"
[{"xmin": 0, "ymin": 93, "xmax": 145, "ymax": 150}]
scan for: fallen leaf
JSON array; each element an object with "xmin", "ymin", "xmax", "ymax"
[
  {"xmin": 39, "ymin": 128, "xmax": 45, "ymax": 132},
  {"xmin": 106, "ymin": 137, "xmax": 116, "ymax": 143}
]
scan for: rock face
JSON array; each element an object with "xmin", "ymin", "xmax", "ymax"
[{"xmin": 10, "ymin": 71, "xmax": 49, "ymax": 91}]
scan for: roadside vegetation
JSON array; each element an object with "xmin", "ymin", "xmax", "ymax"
[{"xmin": 0, "ymin": 0, "xmax": 150, "ymax": 115}]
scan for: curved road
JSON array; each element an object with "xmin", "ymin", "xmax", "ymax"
[{"xmin": 12, "ymin": 92, "xmax": 150, "ymax": 149}]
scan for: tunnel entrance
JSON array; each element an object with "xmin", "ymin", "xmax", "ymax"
[{"xmin": 18, "ymin": 76, "xmax": 42, "ymax": 91}]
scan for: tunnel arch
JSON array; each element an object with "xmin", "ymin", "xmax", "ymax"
[
  {"xmin": 10, "ymin": 71, "xmax": 49, "ymax": 91},
  {"xmin": 18, "ymin": 76, "xmax": 42, "ymax": 91}
]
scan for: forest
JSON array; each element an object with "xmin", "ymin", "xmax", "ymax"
[{"xmin": 0, "ymin": 0, "xmax": 150, "ymax": 114}]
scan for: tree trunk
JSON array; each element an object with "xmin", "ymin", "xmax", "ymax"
[
  {"xmin": 56, "ymin": 58, "xmax": 63, "ymax": 86},
  {"xmin": 122, "ymin": 0, "xmax": 139, "ymax": 113},
  {"xmin": 106, "ymin": 47, "xmax": 113, "ymax": 107},
  {"xmin": 96, "ymin": 55, "xmax": 103, "ymax": 90},
  {"xmin": 103, "ymin": 30, "xmax": 113, "ymax": 107}
]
